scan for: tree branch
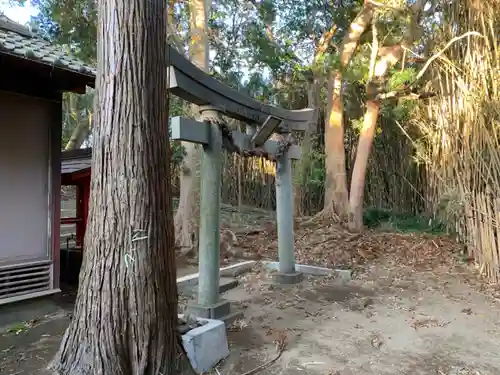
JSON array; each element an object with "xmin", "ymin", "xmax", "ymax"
[
  {"xmin": 367, "ymin": 21, "xmax": 379, "ymax": 82},
  {"xmin": 413, "ymin": 31, "xmax": 483, "ymax": 83},
  {"xmin": 376, "ymin": 89, "xmax": 435, "ymax": 101},
  {"xmin": 374, "ymin": 32, "xmax": 481, "ymax": 102},
  {"xmin": 313, "ymin": 24, "xmax": 337, "ymax": 65},
  {"xmin": 248, "ymin": 0, "xmax": 301, "ymax": 65},
  {"xmin": 339, "ymin": 2, "xmax": 378, "ymax": 67}
]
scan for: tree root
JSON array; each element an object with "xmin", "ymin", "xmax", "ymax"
[
  {"xmin": 301, "ymin": 207, "xmax": 340, "ymax": 226},
  {"xmin": 239, "ymin": 332, "xmax": 287, "ymax": 375},
  {"xmin": 239, "ymin": 350, "xmax": 284, "ymax": 375}
]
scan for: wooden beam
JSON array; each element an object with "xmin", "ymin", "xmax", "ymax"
[
  {"xmin": 0, "ymin": 54, "xmax": 91, "ymax": 97},
  {"xmin": 167, "ymin": 63, "xmax": 314, "ymax": 132},
  {"xmin": 251, "ymin": 115, "xmax": 282, "ymax": 146},
  {"xmin": 170, "ymin": 116, "xmax": 210, "ymax": 145},
  {"xmin": 170, "ymin": 116, "xmax": 301, "ymax": 160},
  {"xmin": 0, "ymin": 64, "xmax": 61, "ymax": 101}
]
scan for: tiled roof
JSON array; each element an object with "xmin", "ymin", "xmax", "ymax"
[
  {"xmin": 61, "ymin": 148, "xmax": 92, "ymax": 174},
  {"xmin": 61, "ymin": 158, "xmax": 92, "ymax": 174},
  {"xmin": 0, "ymin": 15, "xmax": 95, "ymax": 78}
]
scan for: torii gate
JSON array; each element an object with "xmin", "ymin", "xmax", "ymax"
[{"xmin": 166, "ymin": 46, "xmax": 314, "ymax": 321}]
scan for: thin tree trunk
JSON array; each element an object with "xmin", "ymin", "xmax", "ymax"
[
  {"xmin": 293, "ymin": 25, "xmax": 337, "ymax": 217},
  {"xmin": 64, "ymin": 94, "xmax": 91, "ymax": 150},
  {"xmin": 49, "ymin": 0, "xmax": 191, "ymax": 373},
  {"xmin": 323, "ymin": 2, "xmax": 376, "ymax": 221},
  {"xmin": 346, "ymin": 0, "xmax": 428, "ymax": 230},
  {"xmin": 237, "ymin": 123, "xmax": 244, "ymax": 211},
  {"xmin": 348, "ymin": 100, "xmax": 380, "ymax": 231},
  {"xmin": 174, "ymin": 0, "xmax": 208, "ymax": 253},
  {"xmin": 293, "ymin": 78, "xmax": 319, "ymax": 216},
  {"xmin": 174, "ymin": 141, "xmax": 200, "ymax": 253}
]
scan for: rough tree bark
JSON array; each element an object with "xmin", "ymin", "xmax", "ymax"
[
  {"xmin": 49, "ymin": 0, "xmax": 191, "ymax": 374},
  {"xmin": 323, "ymin": 1, "xmax": 376, "ymax": 221},
  {"xmin": 174, "ymin": 0, "xmax": 208, "ymax": 253}
]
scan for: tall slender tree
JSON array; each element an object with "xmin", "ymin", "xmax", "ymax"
[
  {"xmin": 49, "ymin": 0, "xmax": 190, "ymax": 373},
  {"xmin": 323, "ymin": 2, "xmax": 376, "ymax": 222},
  {"xmin": 174, "ymin": 0, "xmax": 209, "ymax": 253},
  {"xmin": 346, "ymin": 0, "xmax": 431, "ymax": 230}
]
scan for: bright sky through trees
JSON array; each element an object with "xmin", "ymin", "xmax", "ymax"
[{"xmin": 0, "ymin": 0, "xmax": 38, "ymax": 23}]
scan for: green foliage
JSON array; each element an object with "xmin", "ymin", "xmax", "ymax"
[
  {"xmin": 59, "ymin": 90, "xmax": 94, "ymax": 148},
  {"xmin": 392, "ymin": 100, "xmax": 417, "ymax": 122},
  {"xmin": 345, "ymin": 54, "xmax": 371, "ymax": 84},
  {"xmin": 387, "ymin": 68, "xmax": 417, "ymax": 91},
  {"xmin": 308, "ymin": 149, "xmax": 326, "ymax": 188},
  {"xmin": 350, "ymin": 113, "xmax": 384, "ymax": 136},
  {"xmin": 27, "ymin": 0, "xmax": 97, "ymax": 63},
  {"xmin": 351, "ymin": 117, "xmax": 364, "ymax": 133},
  {"xmin": 170, "ymin": 139, "xmax": 186, "ymax": 167},
  {"xmin": 294, "ymin": 147, "xmax": 326, "ymax": 208},
  {"xmin": 8, "ymin": 0, "xmax": 435, "ymax": 221},
  {"xmin": 168, "ymin": 97, "xmax": 188, "ymax": 167},
  {"xmin": 363, "ymin": 208, "xmax": 446, "ymax": 234}
]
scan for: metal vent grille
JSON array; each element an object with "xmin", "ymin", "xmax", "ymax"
[{"xmin": 0, "ymin": 262, "xmax": 51, "ymax": 300}]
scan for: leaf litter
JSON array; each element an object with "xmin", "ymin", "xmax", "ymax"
[{"xmin": 236, "ymin": 216, "xmax": 462, "ymax": 272}]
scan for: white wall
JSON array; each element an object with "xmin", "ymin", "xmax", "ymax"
[{"xmin": 0, "ymin": 90, "xmax": 51, "ymax": 264}]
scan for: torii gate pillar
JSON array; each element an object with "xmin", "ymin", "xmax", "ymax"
[
  {"xmin": 272, "ymin": 143, "xmax": 303, "ymax": 284},
  {"xmin": 185, "ymin": 107, "xmax": 241, "ymax": 322}
]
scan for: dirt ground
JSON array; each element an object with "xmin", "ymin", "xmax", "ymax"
[
  {"xmin": 0, "ymin": 260, "xmax": 215, "ymax": 375},
  {"xmin": 211, "ymin": 262, "xmax": 500, "ymax": 375},
  {"xmin": 3, "ymin": 203, "xmax": 500, "ymax": 375},
  {"xmin": 3, "ymin": 259, "xmax": 500, "ymax": 375}
]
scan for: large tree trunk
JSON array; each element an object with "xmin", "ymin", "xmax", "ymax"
[
  {"xmin": 323, "ymin": 2, "xmax": 376, "ymax": 221},
  {"xmin": 49, "ymin": 0, "xmax": 190, "ymax": 374},
  {"xmin": 324, "ymin": 70, "xmax": 349, "ymax": 220},
  {"xmin": 174, "ymin": 0, "xmax": 208, "ymax": 253}
]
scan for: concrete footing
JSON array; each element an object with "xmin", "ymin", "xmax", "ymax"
[
  {"xmin": 176, "ymin": 261, "xmax": 256, "ymax": 291},
  {"xmin": 262, "ymin": 261, "xmax": 352, "ymax": 282},
  {"xmin": 186, "ymin": 299, "xmax": 230, "ymax": 319},
  {"xmin": 218, "ymin": 277, "xmax": 239, "ymax": 294},
  {"xmin": 270, "ymin": 271, "xmax": 303, "ymax": 284},
  {"xmin": 180, "ymin": 316, "xmax": 229, "ymax": 374},
  {"xmin": 186, "ymin": 299, "xmax": 243, "ymax": 324}
]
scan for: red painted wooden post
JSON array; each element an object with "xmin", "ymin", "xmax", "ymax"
[
  {"xmin": 82, "ymin": 176, "xmax": 90, "ymax": 247},
  {"xmin": 75, "ymin": 184, "xmax": 85, "ymax": 247}
]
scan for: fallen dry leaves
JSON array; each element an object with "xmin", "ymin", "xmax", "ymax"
[{"xmin": 236, "ymin": 217, "xmax": 461, "ymax": 272}]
